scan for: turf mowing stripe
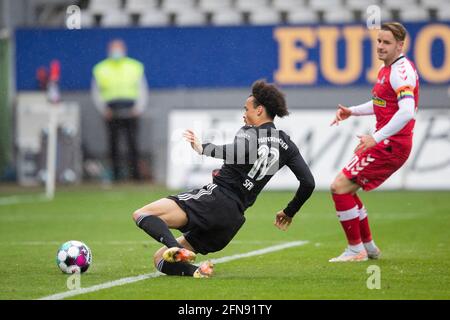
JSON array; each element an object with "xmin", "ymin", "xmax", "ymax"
[
  {"xmin": 0, "ymin": 194, "xmax": 49, "ymax": 206},
  {"xmin": 38, "ymin": 240, "xmax": 309, "ymax": 300}
]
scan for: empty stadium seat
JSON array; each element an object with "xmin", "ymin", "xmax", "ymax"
[
  {"xmin": 125, "ymin": 0, "xmax": 159, "ymax": 14},
  {"xmin": 272, "ymin": 0, "xmax": 307, "ymax": 11},
  {"xmin": 421, "ymin": 0, "xmax": 450, "ymax": 10},
  {"xmin": 198, "ymin": 0, "xmax": 233, "ymax": 11},
  {"xmin": 88, "ymin": 0, "xmax": 121, "ymax": 14},
  {"xmin": 161, "ymin": 0, "xmax": 196, "ymax": 13},
  {"xmin": 235, "ymin": 0, "xmax": 269, "ymax": 11},
  {"xmin": 383, "ymin": 0, "xmax": 419, "ymax": 10},
  {"xmin": 139, "ymin": 11, "xmax": 170, "ymax": 26},
  {"xmin": 286, "ymin": 9, "xmax": 319, "ymax": 24},
  {"xmin": 80, "ymin": 10, "xmax": 96, "ymax": 27},
  {"xmin": 399, "ymin": 7, "xmax": 430, "ymax": 21},
  {"xmin": 378, "ymin": 7, "xmax": 394, "ymax": 22},
  {"xmin": 175, "ymin": 11, "xmax": 207, "ymax": 26},
  {"xmin": 100, "ymin": 12, "xmax": 131, "ymax": 27},
  {"xmin": 249, "ymin": 10, "xmax": 281, "ymax": 25},
  {"xmin": 346, "ymin": 0, "xmax": 381, "ymax": 10},
  {"xmin": 309, "ymin": 0, "xmax": 343, "ymax": 10},
  {"xmin": 436, "ymin": 7, "xmax": 450, "ymax": 20},
  {"xmin": 323, "ymin": 9, "xmax": 355, "ymax": 23},
  {"xmin": 211, "ymin": 10, "xmax": 244, "ymax": 26}
]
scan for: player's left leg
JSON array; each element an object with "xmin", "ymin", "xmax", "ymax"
[
  {"xmin": 132, "ymin": 198, "xmax": 188, "ymax": 249},
  {"xmin": 154, "ymin": 236, "xmax": 213, "ymax": 278},
  {"xmin": 329, "ymin": 173, "xmax": 368, "ymax": 262},
  {"xmin": 353, "ymin": 194, "xmax": 381, "ymax": 259}
]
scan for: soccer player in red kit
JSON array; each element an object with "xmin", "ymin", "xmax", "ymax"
[{"xmin": 329, "ymin": 22, "xmax": 419, "ymax": 262}]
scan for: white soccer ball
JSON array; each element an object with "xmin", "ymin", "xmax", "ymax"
[{"xmin": 56, "ymin": 240, "xmax": 92, "ymax": 274}]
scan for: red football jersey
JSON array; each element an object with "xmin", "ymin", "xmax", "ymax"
[{"xmin": 371, "ymin": 55, "xmax": 419, "ymax": 142}]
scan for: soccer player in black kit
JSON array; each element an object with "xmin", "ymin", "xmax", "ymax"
[{"xmin": 132, "ymin": 80, "xmax": 315, "ymax": 278}]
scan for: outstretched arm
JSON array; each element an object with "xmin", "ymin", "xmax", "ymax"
[
  {"xmin": 183, "ymin": 130, "xmax": 204, "ymax": 155},
  {"xmin": 274, "ymin": 211, "xmax": 292, "ymax": 231},
  {"xmin": 199, "ymin": 127, "xmax": 255, "ymax": 163},
  {"xmin": 274, "ymin": 150, "xmax": 315, "ymax": 231},
  {"xmin": 183, "ymin": 129, "xmax": 249, "ymax": 161},
  {"xmin": 330, "ymin": 101, "xmax": 373, "ymax": 126}
]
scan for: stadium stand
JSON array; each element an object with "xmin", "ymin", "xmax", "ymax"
[
  {"xmin": 248, "ymin": 9, "xmax": 281, "ymax": 25},
  {"xmin": 286, "ymin": 9, "xmax": 318, "ymax": 24},
  {"xmin": 79, "ymin": 10, "xmax": 95, "ymax": 27},
  {"xmin": 15, "ymin": 0, "xmax": 450, "ymax": 27},
  {"xmin": 383, "ymin": 0, "xmax": 421, "ymax": 10},
  {"xmin": 175, "ymin": 10, "xmax": 207, "ymax": 26},
  {"xmin": 198, "ymin": 0, "xmax": 233, "ymax": 11},
  {"xmin": 322, "ymin": 8, "xmax": 355, "ymax": 23},
  {"xmin": 272, "ymin": 0, "xmax": 307, "ymax": 11},
  {"xmin": 421, "ymin": 0, "xmax": 450, "ymax": 10},
  {"xmin": 100, "ymin": 11, "xmax": 131, "ymax": 27},
  {"xmin": 162, "ymin": 0, "xmax": 196, "ymax": 13},
  {"xmin": 309, "ymin": 0, "xmax": 343, "ymax": 10},
  {"xmin": 125, "ymin": 0, "xmax": 159, "ymax": 14},
  {"xmin": 88, "ymin": 0, "xmax": 121, "ymax": 14},
  {"xmin": 346, "ymin": 0, "xmax": 380, "ymax": 10},
  {"xmin": 139, "ymin": 10, "xmax": 170, "ymax": 27},
  {"xmin": 398, "ymin": 7, "xmax": 432, "ymax": 22},
  {"xmin": 211, "ymin": 10, "xmax": 244, "ymax": 26},
  {"xmin": 235, "ymin": 0, "xmax": 270, "ymax": 12},
  {"xmin": 437, "ymin": 7, "xmax": 450, "ymax": 20}
]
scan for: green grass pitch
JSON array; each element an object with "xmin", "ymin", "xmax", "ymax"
[{"xmin": 0, "ymin": 185, "xmax": 449, "ymax": 300}]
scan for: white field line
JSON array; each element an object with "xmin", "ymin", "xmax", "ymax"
[
  {"xmin": 0, "ymin": 194, "xmax": 49, "ymax": 206},
  {"xmin": 38, "ymin": 240, "xmax": 308, "ymax": 300},
  {"xmin": 2, "ymin": 240, "xmax": 291, "ymax": 246}
]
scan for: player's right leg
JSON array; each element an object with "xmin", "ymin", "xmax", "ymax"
[
  {"xmin": 353, "ymin": 193, "xmax": 381, "ymax": 259},
  {"xmin": 153, "ymin": 236, "xmax": 213, "ymax": 278},
  {"xmin": 132, "ymin": 198, "xmax": 189, "ymax": 249},
  {"xmin": 329, "ymin": 173, "xmax": 368, "ymax": 262}
]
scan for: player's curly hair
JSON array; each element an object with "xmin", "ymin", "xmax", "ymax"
[{"xmin": 251, "ymin": 80, "xmax": 289, "ymax": 119}]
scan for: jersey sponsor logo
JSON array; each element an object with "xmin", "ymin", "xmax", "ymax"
[
  {"xmin": 372, "ymin": 96, "xmax": 386, "ymax": 107},
  {"xmin": 257, "ymin": 137, "xmax": 289, "ymax": 150}
]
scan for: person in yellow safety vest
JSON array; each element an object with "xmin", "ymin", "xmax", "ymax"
[{"xmin": 91, "ymin": 39, "xmax": 148, "ymax": 181}]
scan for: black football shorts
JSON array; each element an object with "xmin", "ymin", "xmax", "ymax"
[{"xmin": 167, "ymin": 183, "xmax": 245, "ymax": 255}]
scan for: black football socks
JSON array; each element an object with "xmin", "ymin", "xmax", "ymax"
[
  {"xmin": 157, "ymin": 259, "xmax": 197, "ymax": 276},
  {"xmin": 136, "ymin": 215, "xmax": 181, "ymax": 248}
]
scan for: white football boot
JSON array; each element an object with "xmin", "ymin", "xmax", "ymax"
[
  {"xmin": 366, "ymin": 247, "xmax": 382, "ymax": 260},
  {"xmin": 329, "ymin": 247, "xmax": 368, "ymax": 262}
]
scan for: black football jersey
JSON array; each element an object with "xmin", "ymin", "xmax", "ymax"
[{"xmin": 202, "ymin": 122, "xmax": 315, "ymax": 217}]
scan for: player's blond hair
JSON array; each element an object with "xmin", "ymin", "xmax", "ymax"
[{"xmin": 381, "ymin": 22, "xmax": 407, "ymax": 42}]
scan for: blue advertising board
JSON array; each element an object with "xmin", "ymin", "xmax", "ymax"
[{"xmin": 15, "ymin": 22, "xmax": 450, "ymax": 90}]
